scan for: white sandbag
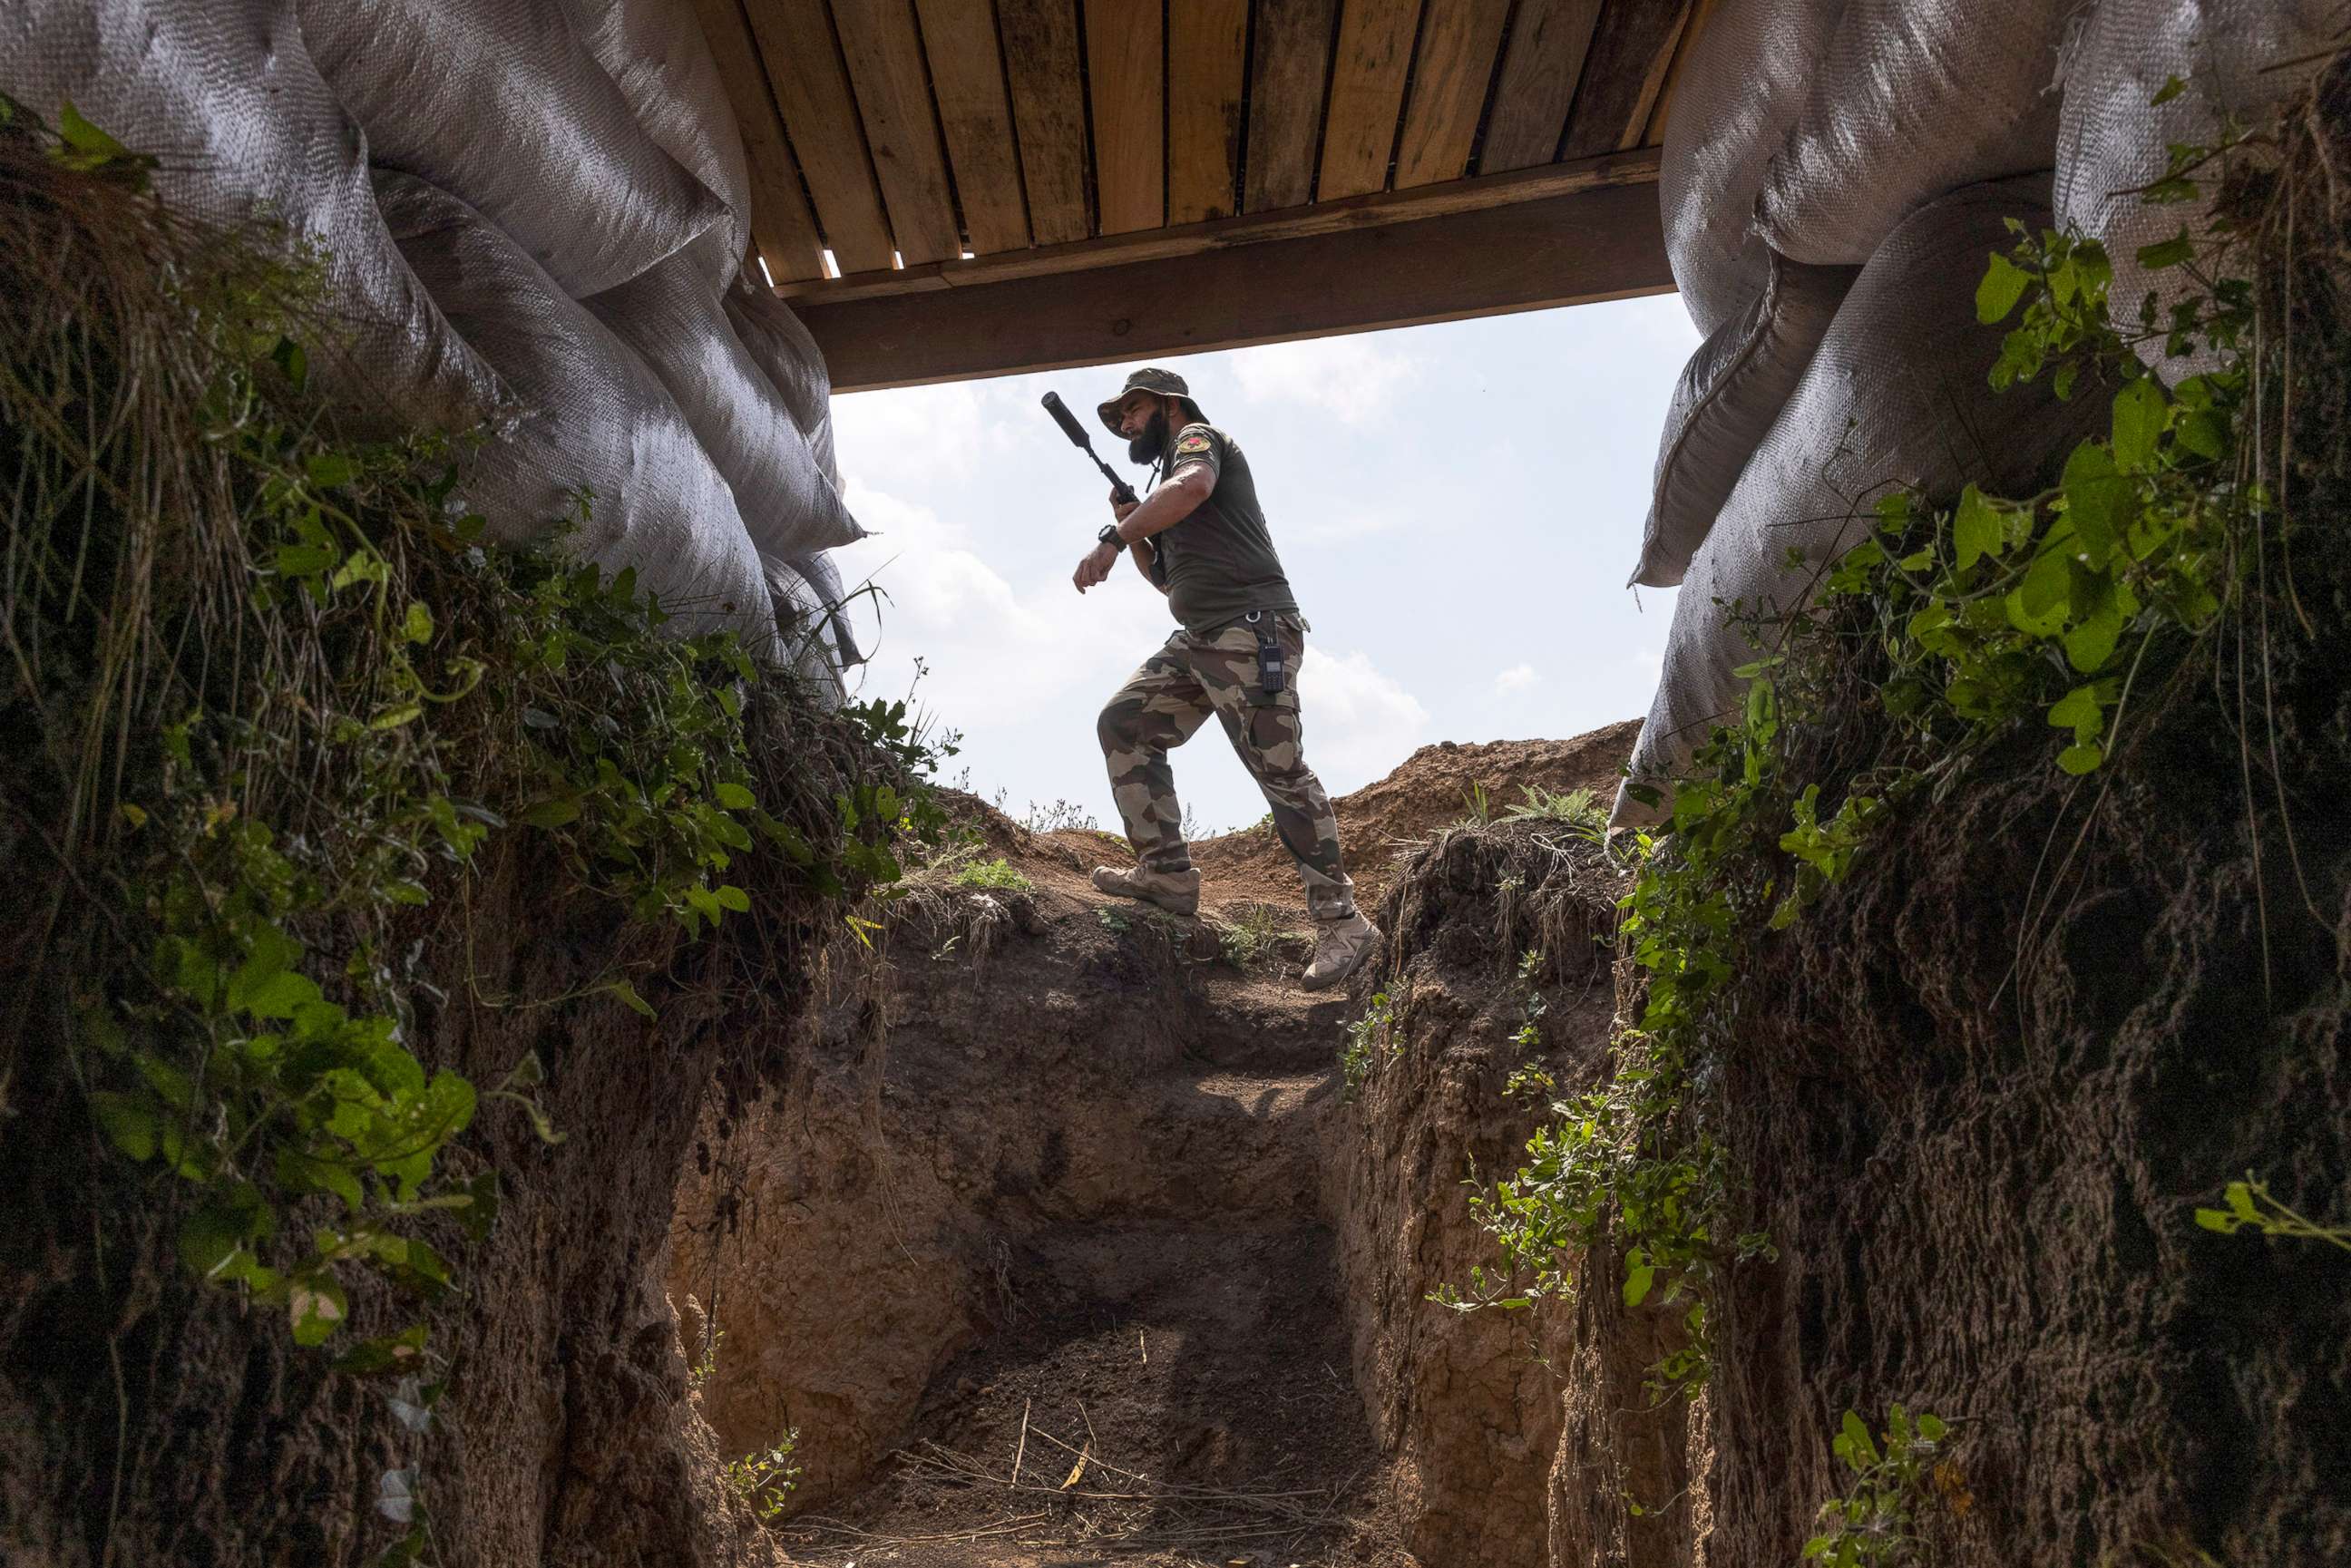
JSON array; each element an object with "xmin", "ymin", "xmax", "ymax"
[
  {"xmin": 1755, "ymin": 0, "xmax": 2073, "ymax": 269},
  {"xmin": 2057, "ymin": 0, "xmax": 2337, "ymax": 381},
  {"xmin": 1630, "ymin": 253, "xmax": 1858, "ymax": 589},
  {"xmin": 559, "ymin": 0, "xmax": 751, "ymax": 289},
  {"xmin": 0, "ymin": 0, "xmax": 508, "ymax": 435},
  {"xmin": 790, "ymin": 550, "xmax": 867, "ymax": 667},
  {"xmin": 1661, "ymin": 0, "xmax": 1852, "ymax": 338},
  {"xmin": 1616, "ymin": 177, "xmax": 2100, "ymax": 828},
  {"xmin": 586, "ymin": 248, "xmax": 863, "ymax": 561},
  {"xmin": 763, "ymin": 558, "xmax": 847, "ymax": 706},
  {"xmin": 298, "ymin": 0, "xmax": 726, "ymax": 297},
  {"xmin": 724, "ymin": 275, "xmax": 842, "ymax": 489},
  {"xmin": 373, "ymin": 170, "xmax": 776, "ymax": 657}
]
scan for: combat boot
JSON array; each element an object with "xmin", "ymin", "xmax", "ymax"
[
  {"xmin": 1090, "ymin": 862, "xmax": 1201, "ymax": 917},
  {"xmin": 1302, "ymin": 911, "xmax": 1379, "ymax": 991}
]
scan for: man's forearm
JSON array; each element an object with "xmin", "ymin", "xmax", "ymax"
[{"xmin": 1110, "ymin": 472, "xmax": 1208, "ymax": 543}]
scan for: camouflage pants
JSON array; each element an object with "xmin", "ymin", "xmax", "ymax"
[{"xmin": 1097, "ymin": 616, "xmax": 1357, "ymax": 920}]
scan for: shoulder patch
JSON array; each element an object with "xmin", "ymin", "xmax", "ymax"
[{"xmin": 1174, "ymin": 431, "xmax": 1214, "ymax": 456}]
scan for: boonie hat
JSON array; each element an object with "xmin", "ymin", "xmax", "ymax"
[{"xmin": 1097, "ymin": 366, "xmax": 1207, "ymax": 435}]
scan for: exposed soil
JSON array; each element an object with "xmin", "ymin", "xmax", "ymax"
[{"xmin": 670, "ymin": 725, "xmax": 1646, "ymax": 1568}]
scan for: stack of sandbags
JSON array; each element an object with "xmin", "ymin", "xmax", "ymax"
[
  {"xmin": 0, "ymin": 0, "xmax": 509, "ymax": 435},
  {"xmin": 1616, "ymin": 0, "xmax": 2092, "ymax": 824},
  {"xmin": 374, "ymin": 171, "xmax": 777, "ymax": 659},
  {"xmin": 2057, "ymin": 0, "xmax": 2341, "ymax": 380}
]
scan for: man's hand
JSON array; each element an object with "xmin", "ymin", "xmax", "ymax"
[
  {"xmin": 1072, "ymin": 538, "xmax": 1121, "ymax": 593},
  {"xmin": 1108, "ymin": 482, "xmax": 1139, "ymax": 522}
]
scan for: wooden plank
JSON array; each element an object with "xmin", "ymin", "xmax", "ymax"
[
  {"xmin": 1244, "ymin": 0, "xmax": 1340, "ymax": 212},
  {"xmin": 1560, "ymin": 0, "xmax": 1692, "ymax": 160},
  {"xmin": 797, "ymin": 178, "xmax": 1671, "ymax": 389},
  {"xmin": 1479, "ymin": 0, "xmax": 1604, "ymax": 174},
  {"xmin": 998, "ymin": 0, "xmax": 1092, "ymax": 244},
  {"xmin": 1086, "ymin": 0, "xmax": 1166, "ymax": 235},
  {"xmin": 1316, "ymin": 0, "xmax": 1423, "ymax": 200},
  {"xmin": 1641, "ymin": 0, "xmax": 1717, "ymax": 147},
  {"xmin": 832, "ymin": 0, "xmax": 962, "ymax": 264},
  {"xmin": 777, "ymin": 146, "xmax": 1658, "ymax": 301},
  {"xmin": 1166, "ymin": 0, "xmax": 1248, "ymax": 223},
  {"xmin": 912, "ymin": 0, "xmax": 1030, "ymax": 253},
  {"xmin": 690, "ymin": 0, "xmax": 827, "ymax": 281},
  {"xmin": 743, "ymin": 0, "xmax": 896, "ymax": 272},
  {"xmin": 1391, "ymin": 0, "xmax": 1510, "ymax": 190}
]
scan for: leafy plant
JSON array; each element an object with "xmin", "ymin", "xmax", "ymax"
[
  {"xmin": 949, "ymin": 855, "xmax": 1033, "ymax": 893},
  {"xmin": 1501, "ymin": 784, "xmax": 1609, "ymax": 837},
  {"xmin": 1341, "ymin": 990, "xmax": 1399, "ymax": 1099},
  {"xmin": 722, "ymin": 1433, "xmax": 802, "ymax": 1522},
  {"xmin": 1804, "ymin": 1407, "xmax": 1969, "ymax": 1567},
  {"xmin": 1216, "ymin": 902, "xmax": 1302, "ymax": 968},
  {"xmin": 2195, "ymin": 1176, "xmax": 2351, "ymax": 1254}
]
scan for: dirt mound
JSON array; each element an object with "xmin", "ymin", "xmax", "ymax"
[{"xmin": 1188, "ymin": 723, "xmax": 1638, "ymax": 913}]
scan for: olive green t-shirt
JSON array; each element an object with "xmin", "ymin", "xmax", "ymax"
[{"xmin": 1158, "ymin": 423, "xmax": 1300, "ymax": 635}]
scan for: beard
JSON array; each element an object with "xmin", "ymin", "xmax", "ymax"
[{"xmin": 1126, "ymin": 410, "xmax": 1168, "ymax": 466}]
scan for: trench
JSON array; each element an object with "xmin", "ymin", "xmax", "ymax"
[{"xmin": 670, "ymin": 825, "xmax": 1397, "ymax": 1568}]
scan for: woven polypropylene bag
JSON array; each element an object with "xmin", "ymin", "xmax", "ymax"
[
  {"xmin": 1615, "ymin": 177, "xmax": 2100, "ymax": 828},
  {"xmin": 587, "ymin": 247, "xmax": 863, "ymax": 562},
  {"xmin": 2059, "ymin": 0, "xmax": 2338, "ymax": 382},
  {"xmin": 298, "ymin": 0, "xmax": 725, "ymax": 298},
  {"xmin": 791, "ymin": 550, "xmax": 867, "ymax": 667},
  {"xmin": 764, "ymin": 558, "xmax": 848, "ymax": 705},
  {"xmin": 0, "ymin": 0, "xmax": 508, "ymax": 435},
  {"xmin": 1755, "ymin": 0, "xmax": 2073, "ymax": 269},
  {"xmin": 1662, "ymin": 0, "xmax": 1851, "ymax": 338},
  {"xmin": 374, "ymin": 170, "xmax": 776, "ymax": 657},
  {"xmin": 725, "ymin": 274, "xmax": 842, "ymax": 488},
  {"xmin": 560, "ymin": 0, "xmax": 751, "ymax": 288},
  {"xmin": 1631, "ymin": 253, "xmax": 1858, "ymax": 589}
]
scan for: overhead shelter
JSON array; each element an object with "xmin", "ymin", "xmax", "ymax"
[{"xmin": 694, "ymin": 0, "xmax": 1702, "ymax": 391}]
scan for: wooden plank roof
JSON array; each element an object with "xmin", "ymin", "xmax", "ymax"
[{"xmin": 700, "ymin": 0, "xmax": 1702, "ymax": 390}]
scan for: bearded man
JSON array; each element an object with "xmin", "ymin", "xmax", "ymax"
[{"xmin": 1070, "ymin": 367, "xmax": 1380, "ymax": 991}]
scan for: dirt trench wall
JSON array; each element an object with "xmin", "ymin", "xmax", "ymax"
[
  {"xmin": 2, "ymin": 832, "xmax": 821, "ymax": 1568},
  {"xmin": 1319, "ymin": 824, "xmax": 1707, "ymax": 1568}
]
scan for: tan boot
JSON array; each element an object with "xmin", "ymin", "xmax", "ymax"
[
  {"xmin": 1302, "ymin": 911, "xmax": 1379, "ymax": 991},
  {"xmin": 1090, "ymin": 862, "xmax": 1201, "ymax": 917}
]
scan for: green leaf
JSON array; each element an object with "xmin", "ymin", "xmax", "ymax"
[
  {"xmin": 333, "ymin": 1323, "xmax": 429, "ymax": 1377},
  {"xmin": 89, "ymin": 1091, "xmax": 158, "ymax": 1161},
  {"xmin": 608, "ymin": 979, "xmax": 657, "ymax": 1018},
  {"xmin": 2225, "ymin": 1181, "xmax": 2258, "ymax": 1221},
  {"xmin": 1976, "ymin": 252, "xmax": 2032, "ymax": 325},
  {"xmin": 2064, "ymin": 604, "xmax": 2124, "ymax": 673},
  {"xmin": 714, "ymin": 884, "xmax": 751, "ymax": 913},
  {"xmin": 2136, "ymin": 229, "xmax": 2196, "ymax": 271},
  {"xmin": 1952, "ymin": 486, "xmax": 2003, "ymax": 571},
  {"xmin": 369, "ymin": 702, "xmax": 424, "ymax": 732},
  {"xmin": 520, "ymin": 798, "xmax": 581, "ymax": 830},
  {"xmin": 1839, "ymin": 1411, "xmax": 1879, "ymax": 1469},
  {"xmin": 289, "ymin": 1272, "xmax": 350, "ymax": 1345},
  {"xmin": 56, "ymin": 101, "xmax": 132, "ymax": 161},
  {"xmin": 2192, "ymin": 1207, "xmax": 2239, "ymax": 1232},
  {"xmin": 715, "ymin": 781, "xmax": 756, "ymax": 811},
  {"xmin": 2111, "ymin": 376, "xmax": 2168, "ymax": 472},
  {"xmin": 2151, "ymin": 74, "xmax": 2187, "ymax": 105},
  {"xmin": 2048, "ymin": 684, "xmax": 2104, "ymax": 738},
  {"xmin": 402, "ymin": 602, "xmax": 435, "ymax": 644},
  {"xmin": 273, "ymin": 543, "xmax": 338, "ymax": 577},
  {"xmin": 2058, "ymin": 743, "xmax": 2106, "ymax": 774},
  {"xmin": 2062, "ymin": 443, "xmax": 2127, "ymax": 563},
  {"xmin": 1623, "ymin": 1249, "xmax": 1656, "ymax": 1308},
  {"xmin": 306, "ymin": 453, "xmax": 357, "ymax": 489}
]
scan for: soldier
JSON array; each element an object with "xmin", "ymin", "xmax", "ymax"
[{"xmin": 1070, "ymin": 367, "xmax": 1380, "ymax": 991}]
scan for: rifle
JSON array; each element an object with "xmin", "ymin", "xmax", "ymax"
[{"xmin": 1040, "ymin": 391, "xmax": 1166, "ymax": 585}]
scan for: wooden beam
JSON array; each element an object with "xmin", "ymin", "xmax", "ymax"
[
  {"xmin": 1244, "ymin": 0, "xmax": 1340, "ymax": 212},
  {"xmin": 1480, "ymin": 0, "xmax": 1603, "ymax": 174},
  {"xmin": 743, "ymin": 0, "xmax": 896, "ymax": 273},
  {"xmin": 999, "ymin": 0, "xmax": 1092, "ymax": 244},
  {"xmin": 795, "ymin": 177, "xmax": 1672, "ymax": 390},
  {"xmin": 832, "ymin": 0, "xmax": 962, "ymax": 265},
  {"xmin": 777, "ymin": 145, "xmax": 1658, "ymax": 301},
  {"xmin": 1559, "ymin": 0, "xmax": 1691, "ymax": 159},
  {"xmin": 1318, "ymin": 0, "xmax": 1424, "ymax": 200},
  {"xmin": 1642, "ymin": 0, "xmax": 1717, "ymax": 146},
  {"xmin": 690, "ymin": 0, "xmax": 827, "ymax": 281},
  {"xmin": 912, "ymin": 0, "xmax": 1030, "ymax": 253},
  {"xmin": 1391, "ymin": 0, "xmax": 1510, "ymax": 190},
  {"xmin": 1166, "ymin": 0, "xmax": 1248, "ymax": 223},
  {"xmin": 1086, "ymin": 0, "xmax": 1166, "ymax": 235}
]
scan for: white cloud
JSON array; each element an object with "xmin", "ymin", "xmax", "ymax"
[
  {"xmin": 1494, "ymin": 662, "xmax": 1539, "ymax": 695},
  {"xmin": 1229, "ymin": 336, "xmax": 1416, "ymax": 424},
  {"xmin": 1294, "ymin": 647, "xmax": 1432, "ymax": 792}
]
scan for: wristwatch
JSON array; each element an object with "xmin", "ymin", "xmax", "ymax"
[{"xmin": 1097, "ymin": 523, "xmax": 1124, "ymax": 548}]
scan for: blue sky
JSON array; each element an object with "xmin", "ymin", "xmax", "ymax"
[{"xmin": 825, "ymin": 294, "xmax": 1699, "ymax": 835}]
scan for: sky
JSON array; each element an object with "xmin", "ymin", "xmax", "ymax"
[{"xmin": 824, "ymin": 295, "xmax": 1699, "ymax": 836}]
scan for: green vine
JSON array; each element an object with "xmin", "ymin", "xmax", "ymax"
[{"xmin": 1440, "ymin": 130, "xmax": 2275, "ymax": 1396}]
